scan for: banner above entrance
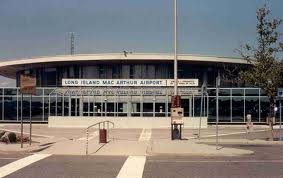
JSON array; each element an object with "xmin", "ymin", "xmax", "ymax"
[{"xmin": 62, "ymin": 79, "xmax": 199, "ymax": 87}]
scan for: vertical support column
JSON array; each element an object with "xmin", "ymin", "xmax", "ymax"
[
  {"xmin": 2, "ymin": 88, "xmax": 4, "ymax": 121},
  {"xmin": 75, "ymin": 93, "xmax": 77, "ymax": 116},
  {"xmin": 153, "ymin": 94, "xmax": 156, "ymax": 117},
  {"xmin": 88, "ymin": 93, "xmax": 90, "ymax": 117},
  {"xmin": 48, "ymin": 94, "xmax": 51, "ymax": 117},
  {"xmin": 69, "ymin": 93, "xmax": 71, "ymax": 116},
  {"xmin": 42, "ymin": 89, "xmax": 45, "ymax": 121},
  {"xmin": 62, "ymin": 93, "xmax": 65, "ymax": 116},
  {"xmin": 127, "ymin": 95, "xmax": 131, "ymax": 117},
  {"xmin": 104, "ymin": 95, "xmax": 107, "ymax": 117},
  {"xmin": 17, "ymin": 88, "xmax": 19, "ymax": 121},
  {"xmin": 259, "ymin": 89, "xmax": 261, "ymax": 122},
  {"xmin": 55, "ymin": 93, "xmax": 58, "ymax": 116},
  {"xmin": 100, "ymin": 92, "xmax": 103, "ymax": 116},
  {"xmin": 114, "ymin": 93, "xmax": 116, "ymax": 117},
  {"xmin": 190, "ymin": 95, "xmax": 193, "ymax": 117},
  {"xmin": 244, "ymin": 89, "xmax": 246, "ymax": 122},
  {"xmin": 80, "ymin": 90, "xmax": 83, "ymax": 116},
  {"xmin": 165, "ymin": 91, "xmax": 169, "ymax": 117},
  {"xmin": 140, "ymin": 91, "xmax": 143, "ymax": 117},
  {"xmin": 230, "ymin": 88, "xmax": 232, "ymax": 123}
]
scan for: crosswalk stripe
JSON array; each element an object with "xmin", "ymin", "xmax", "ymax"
[
  {"xmin": 139, "ymin": 129, "xmax": 151, "ymax": 141},
  {"xmin": 0, "ymin": 154, "xmax": 51, "ymax": 178},
  {"xmin": 116, "ymin": 156, "xmax": 146, "ymax": 178}
]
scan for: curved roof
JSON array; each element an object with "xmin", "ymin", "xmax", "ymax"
[{"xmin": 0, "ymin": 53, "xmax": 249, "ymax": 79}]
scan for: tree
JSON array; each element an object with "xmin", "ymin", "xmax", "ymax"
[{"xmin": 237, "ymin": 4, "xmax": 283, "ymax": 122}]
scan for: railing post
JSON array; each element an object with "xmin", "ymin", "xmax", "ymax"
[
  {"xmin": 107, "ymin": 121, "xmax": 109, "ymax": 142},
  {"xmin": 86, "ymin": 128, "xmax": 89, "ymax": 155}
]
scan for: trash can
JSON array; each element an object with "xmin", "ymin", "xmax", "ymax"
[
  {"xmin": 172, "ymin": 127, "xmax": 180, "ymax": 140},
  {"xmin": 99, "ymin": 129, "xmax": 107, "ymax": 143}
]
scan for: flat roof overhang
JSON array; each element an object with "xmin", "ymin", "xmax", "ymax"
[{"xmin": 0, "ymin": 53, "xmax": 250, "ymax": 79}]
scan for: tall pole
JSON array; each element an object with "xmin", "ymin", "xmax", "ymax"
[
  {"xmin": 198, "ymin": 85, "xmax": 204, "ymax": 139},
  {"xmin": 174, "ymin": 0, "xmax": 178, "ymax": 96},
  {"xmin": 216, "ymin": 76, "xmax": 220, "ymax": 150},
  {"xmin": 280, "ymin": 100, "xmax": 282, "ymax": 141},
  {"xmin": 29, "ymin": 94, "xmax": 32, "ymax": 145},
  {"xmin": 21, "ymin": 93, "xmax": 23, "ymax": 148}
]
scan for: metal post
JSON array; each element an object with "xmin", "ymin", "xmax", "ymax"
[
  {"xmin": 198, "ymin": 85, "xmax": 204, "ymax": 139},
  {"xmin": 30, "ymin": 94, "xmax": 32, "ymax": 145},
  {"xmin": 216, "ymin": 76, "xmax": 220, "ymax": 150},
  {"xmin": 173, "ymin": 0, "xmax": 178, "ymax": 96},
  {"xmin": 86, "ymin": 128, "xmax": 89, "ymax": 155},
  {"xmin": 280, "ymin": 100, "xmax": 282, "ymax": 141},
  {"xmin": 21, "ymin": 93, "xmax": 23, "ymax": 148}
]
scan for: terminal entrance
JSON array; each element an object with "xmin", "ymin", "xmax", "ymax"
[{"xmin": 48, "ymin": 87, "xmax": 208, "ymax": 118}]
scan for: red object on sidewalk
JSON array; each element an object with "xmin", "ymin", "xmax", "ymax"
[{"xmin": 99, "ymin": 129, "xmax": 107, "ymax": 143}]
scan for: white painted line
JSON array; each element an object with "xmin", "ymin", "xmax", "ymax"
[
  {"xmin": 191, "ymin": 130, "xmax": 267, "ymax": 139},
  {"xmin": 139, "ymin": 129, "xmax": 151, "ymax": 141},
  {"xmin": 77, "ymin": 130, "xmax": 99, "ymax": 141},
  {"xmin": 149, "ymin": 159, "xmax": 283, "ymax": 163},
  {"xmin": 116, "ymin": 156, "xmax": 146, "ymax": 178},
  {"xmin": 1, "ymin": 129, "xmax": 54, "ymax": 138},
  {"xmin": 0, "ymin": 154, "xmax": 51, "ymax": 178}
]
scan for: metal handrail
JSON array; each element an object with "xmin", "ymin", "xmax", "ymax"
[{"xmin": 86, "ymin": 121, "xmax": 114, "ymax": 155}]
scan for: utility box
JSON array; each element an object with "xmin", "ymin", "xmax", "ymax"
[{"xmin": 171, "ymin": 107, "xmax": 184, "ymax": 124}]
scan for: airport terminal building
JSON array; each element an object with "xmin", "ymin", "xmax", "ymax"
[{"xmin": 0, "ymin": 53, "xmax": 274, "ymax": 125}]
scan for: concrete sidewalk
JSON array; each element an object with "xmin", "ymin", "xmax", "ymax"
[{"xmin": 1, "ymin": 124, "xmax": 282, "ymax": 157}]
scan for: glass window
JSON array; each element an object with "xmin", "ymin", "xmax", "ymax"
[
  {"xmin": 4, "ymin": 96, "xmax": 17, "ymax": 120},
  {"xmin": 207, "ymin": 89, "xmax": 216, "ymax": 96},
  {"xmin": 232, "ymin": 97, "xmax": 244, "ymax": 122},
  {"xmin": 131, "ymin": 103, "xmax": 141, "ymax": 117},
  {"xmin": 42, "ymin": 68, "xmax": 57, "ymax": 87},
  {"xmin": 4, "ymin": 88, "xmax": 17, "ymax": 96},
  {"xmin": 245, "ymin": 89, "xmax": 259, "ymax": 96},
  {"xmin": 193, "ymin": 97, "xmax": 201, "ymax": 117},
  {"xmin": 31, "ymin": 96, "xmax": 43, "ymax": 121},
  {"xmin": 245, "ymin": 97, "xmax": 260, "ymax": 122},
  {"xmin": 208, "ymin": 97, "xmax": 216, "ymax": 122},
  {"xmin": 143, "ymin": 103, "xmax": 153, "ymax": 117},
  {"xmin": 219, "ymin": 97, "xmax": 231, "ymax": 122},
  {"xmin": 260, "ymin": 97, "xmax": 269, "ymax": 122},
  {"xmin": 232, "ymin": 89, "xmax": 244, "ymax": 96},
  {"xmin": 155, "ymin": 103, "xmax": 166, "ymax": 117},
  {"xmin": 219, "ymin": 89, "xmax": 231, "ymax": 96}
]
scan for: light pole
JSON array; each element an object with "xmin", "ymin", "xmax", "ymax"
[
  {"xmin": 280, "ymin": 101, "xmax": 282, "ymax": 141},
  {"xmin": 174, "ymin": 0, "xmax": 178, "ymax": 96},
  {"xmin": 216, "ymin": 76, "xmax": 220, "ymax": 150}
]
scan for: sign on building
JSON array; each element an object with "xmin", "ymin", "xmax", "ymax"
[
  {"xmin": 62, "ymin": 79, "xmax": 199, "ymax": 87},
  {"xmin": 20, "ymin": 74, "xmax": 36, "ymax": 95}
]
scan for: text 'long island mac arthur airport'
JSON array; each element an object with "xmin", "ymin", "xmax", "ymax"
[{"xmin": 0, "ymin": 53, "xmax": 273, "ymax": 127}]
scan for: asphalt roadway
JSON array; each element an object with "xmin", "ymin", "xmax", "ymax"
[{"xmin": 1, "ymin": 145, "xmax": 283, "ymax": 178}]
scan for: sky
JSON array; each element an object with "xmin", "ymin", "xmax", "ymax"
[{"xmin": 0, "ymin": 0, "xmax": 283, "ymax": 86}]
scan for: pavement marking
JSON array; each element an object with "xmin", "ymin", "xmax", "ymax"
[
  {"xmin": 116, "ymin": 156, "xmax": 146, "ymax": 178},
  {"xmin": 139, "ymin": 129, "xmax": 151, "ymax": 141},
  {"xmin": 77, "ymin": 130, "xmax": 99, "ymax": 141},
  {"xmin": 1, "ymin": 129, "xmax": 54, "ymax": 138},
  {"xmin": 148, "ymin": 159, "xmax": 283, "ymax": 163},
  {"xmin": 0, "ymin": 154, "xmax": 51, "ymax": 178},
  {"xmin": 191, "ymin": 130, "xmax": 267, "ymax": 139}
]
